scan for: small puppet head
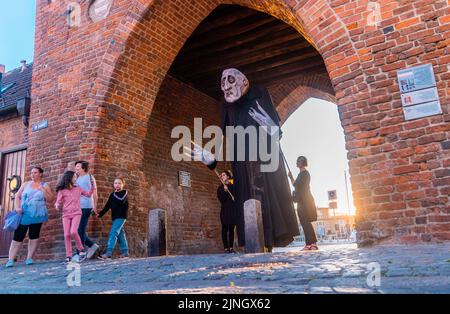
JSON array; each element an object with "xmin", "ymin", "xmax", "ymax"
[{"xmin": 221, "ymin": 68, "xmax": 249, "ymax": 103}]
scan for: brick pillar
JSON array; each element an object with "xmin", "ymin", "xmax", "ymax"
[
  {"xmin": 148, "ymin": 208, "xmax": 167, "ymax": 256},
  {"xmin": 244, "ymin": 199, "xmax": 265, "ymax": 253}
]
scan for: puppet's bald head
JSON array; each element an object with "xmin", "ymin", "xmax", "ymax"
[{"xmin": 221, "ymin": 68, "xmax": 249, "ymax": 103}]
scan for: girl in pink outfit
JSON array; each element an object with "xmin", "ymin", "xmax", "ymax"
[{"xmin": 55, "ymin": 171, "xmax": 94, "ymax": 263}]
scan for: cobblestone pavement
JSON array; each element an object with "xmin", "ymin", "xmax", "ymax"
[{"xmin": 1, "ymin": 243, "xmax": 449, "ymax": 294}]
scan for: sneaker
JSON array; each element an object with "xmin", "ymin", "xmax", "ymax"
[
  {"xmin": 5, "ymin": 260, "xmax": 14, "ymax": 268},
  {"xmin": 25, "ymin": 258, "xmax": 34, "ymax": 265},
  {"xmin": 86, "ymin": 243, "xmax": 99, "ymax": 259},
  {"xmin": 79, "ymin": 251, "xmax": 87, "ymax": 261},
  {"xmin": 72, "ymin": 254, "xmax": 80, "ymax": 263}
]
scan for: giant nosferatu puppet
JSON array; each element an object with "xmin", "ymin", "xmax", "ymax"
[{"xmin": 216, "ymin": 68, "xmax": 300, "ymax": 250}]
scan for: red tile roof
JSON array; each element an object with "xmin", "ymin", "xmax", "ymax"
[{"xmin": 0, "ymin": 63, "xmax": 33, "ymax": 111}]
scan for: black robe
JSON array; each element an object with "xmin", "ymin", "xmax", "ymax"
[
  {"xmin": 217, "ymin": 183, "xmax": 239, "ymax": 225},
  {"xmin": 293, "ymin": 170, "xmax": 318, "ymax": 222},
  {"xmin": 219, "ymin": 86, "xmax": 300, "ymax": 247}
]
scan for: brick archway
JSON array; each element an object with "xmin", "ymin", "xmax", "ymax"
[
  {"xmin": 94, "ymin": 0, "xmax": 361, "ymax": 254},
  {"xmin": 91, "ymin": 0, "xmax": 359, "ymax": 125},
  {"xmin": 275, "ymin": 86, "xmax": 336, "ymax": 124},
  {"xmin": 268, "ymin": 74, "xmax": 336, "ymax": 123},
  {"xmin": 28, "ymin": 0, "xmax": 450, "ymax": 258}
]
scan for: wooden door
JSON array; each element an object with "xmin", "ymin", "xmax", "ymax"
[{"xmin": 0, "ymin": 149, "xmax": 26, "ymax": 257}]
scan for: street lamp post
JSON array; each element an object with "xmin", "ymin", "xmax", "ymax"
[{"xmin": 344, "ymin": 170, "xmax": 352, "ymax": 235}]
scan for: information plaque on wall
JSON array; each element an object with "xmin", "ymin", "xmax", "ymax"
[
  {"xmin": 32, "ymin": 120, "xmax": 48, "ymax": 132},
  {"xmin": 397, "ymin": 64, "xmax": 442, "ymax": 121},
  {"xmin": 178, "ymin": 171, "xmax": 191, "ymax": 187}
]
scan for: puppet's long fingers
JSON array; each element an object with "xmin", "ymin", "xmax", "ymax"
[
  {"xmin": 190, "ymin": 140, "xmax": 204, "ymax": 151},
  {"xmin": 256, "ymin": 101, "xmax": 276, "ymax": 126},
  {"xmin": 183, "ymin": 146, "xmax": 192, "ymax": 154},
  {"xmin": 255, "ymin": 100, "xmax": 267, "ymax": 115}
]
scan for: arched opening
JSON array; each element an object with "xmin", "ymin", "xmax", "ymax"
[
  {"xmin": 280, "ymin": 97, "xmax": 356, "ymax": 242},
  {"xmin": 137, "ymin": 4, "xmax": 339, "ymax": 255},
  {"xmin": 95, "ymin": 0, "xmax": 361, "ymax": 256}
]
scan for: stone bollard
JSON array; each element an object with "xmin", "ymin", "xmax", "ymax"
[
  {"xmin": 244, "ymin": 199, "xmax": 265, "ymax": 253},
  {"xmin": 148, "ymin": 208, "xmax": 167, "ymax": 256}
]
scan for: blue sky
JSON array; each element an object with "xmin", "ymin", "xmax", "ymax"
[
  {"xmin": 1, "ymin": 1, "xmax": 354, "ymax": 215},
  {"xmin": 0, "ymin": 1, "xmax": 36, "ymax": 71}
]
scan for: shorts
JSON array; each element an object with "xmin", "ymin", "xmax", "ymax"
[{"xmin": 13, "ymin": 223, "xmax": 43, "ymax": 242}]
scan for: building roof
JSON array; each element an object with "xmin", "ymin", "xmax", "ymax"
[{"xmin": 0, "ymin": 63, "xmax": 33, "ymax": 111}]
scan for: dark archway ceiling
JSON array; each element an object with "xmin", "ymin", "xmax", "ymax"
[{"xmin": 168, "ymin": 4, "xmax": 331, "ymax": 101}]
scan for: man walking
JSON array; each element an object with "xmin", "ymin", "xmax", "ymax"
[{"xmin": 75, "ymin": 161, "xmax": 99, "ymax": 259}]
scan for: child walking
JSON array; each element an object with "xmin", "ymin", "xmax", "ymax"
[
  {"xmin": 97, "ymin": 177, "xmax": 129, "ymax": 259},
  {"xmin": 55, "ymin": 171, "xmax": 94, "ymax": 263}
]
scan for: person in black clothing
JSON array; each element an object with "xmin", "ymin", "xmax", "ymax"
[
  {"xmin": 97, "ymin": 177, "xmax": 129, "ymax": 259},
  {"xmin": 221, "ymin": 68, "xmax": 300, "ymax": 252},
  {"xmin": 217, "ymin": 171, "xmax": 239, "ymax": 253},
  {"xmin": 288, "ymin": 156, "xmax": 319, "ymax": 251},
  {"xmin": 219, "ymin": 69, "xmax": 299, "ymax": 250}
]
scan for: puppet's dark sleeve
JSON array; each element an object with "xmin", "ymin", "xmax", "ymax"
[
  {"xmin": 220, "ymin": 104, "xmax": 228, "ymax": 132},
  {"xmin": 260, "ymin": 87, "xmax": 283, "ymax": 137}
]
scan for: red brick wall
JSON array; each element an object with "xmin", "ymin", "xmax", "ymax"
[
  {"xmin": 36, "ymin": 75, "xmax": 226, "ymax": 259},
  {"xmin": 140, "ymin": 75, "xmax": 224, "ymax": 255},
  {"xmin": 0, "ymin": 116, "xmax": 28, "ymax": 150},
  {"xmin": 24, "ymin": 0, "xmax": 450, "ymax": 259},
  {"xmin": 325, "ymin": 0, "xmax": 450, "ymax": 245}
]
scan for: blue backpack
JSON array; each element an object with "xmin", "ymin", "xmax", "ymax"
[{"xmin": 3, "ymin": 210, "xmax": 22, "ymax": 232}]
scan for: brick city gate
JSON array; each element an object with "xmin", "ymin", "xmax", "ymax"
[{"xmin": 20, "ymin": 0, "xmax": 449, "ymax": 259}]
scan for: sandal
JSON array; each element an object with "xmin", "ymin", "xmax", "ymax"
[
  {"xmin": 98, "ymin": 254, "xmax": 112, "ymax": 260},
  {"xmin": 309, "ymin": 244, "xmax": 319, "ymax": 251}
]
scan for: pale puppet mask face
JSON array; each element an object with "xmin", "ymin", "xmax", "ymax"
[{"xmin": 221, "ymin": 68, "xmax": 249, "ymax": 103}]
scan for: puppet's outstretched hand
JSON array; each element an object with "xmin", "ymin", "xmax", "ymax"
[
  {"xmin": 249, "ymin": 101, "xmax": 278, "ymax": 136},
  {"xmin": 192, "ymin": 142, "xmax": 216, "ymax": 167}
]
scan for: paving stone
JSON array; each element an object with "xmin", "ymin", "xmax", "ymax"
[
  {"xmin": 385, "ymin": 267, "xmax": 413, "ymax": 277},
  {"xmin": 342, "ymin": 269, "xmax": 365, "ymax": 278},
  {"xmin": 436, "ymin": 264, "xmax": 450, "ymax": 275},
  {"xmin": 308, "ymin": 286, "xmax": 334, "ymax": 293},
  {"xmin": 411, "ymin": 266, "xmax": 440, "ymax": 277},
  {"xmin": 1, "ymin": 243, "xmax": 450, "ymax": 294},
  {"xmin": 332, "ymin": 287, "xmax": 375, "ymax": 294}
]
